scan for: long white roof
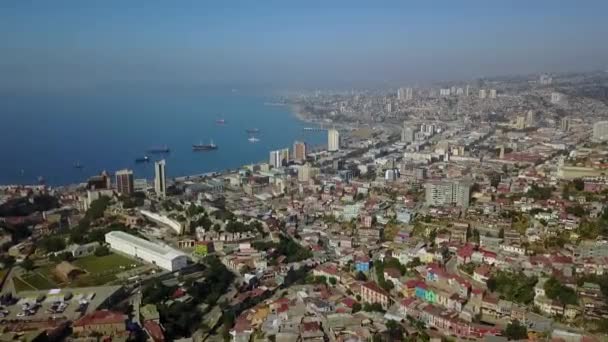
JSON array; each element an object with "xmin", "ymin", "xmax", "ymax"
[{"xmin": 106, "ymin": 231, "xmax": 186, "ymax": 260}]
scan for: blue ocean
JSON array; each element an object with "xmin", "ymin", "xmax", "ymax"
[{"xmin": 0, "ymin": 87, "xmax": 324, "ymax": 186}]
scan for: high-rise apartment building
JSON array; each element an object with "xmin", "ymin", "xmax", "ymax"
[
  {"xmin": 269, "ymin": 148, "xmax": 290, "ymax": 168},
  {"xmin": 560, "ymin": 117, "xmax": 570, "ymax": 132},
  {"xmin": 479, "ymin": 89, "xmax": 487, "ymax": 99},
  {"xmin": 397, "ymin": 87, "xmax": 406, "ymax": 101},
  {"xmin": 328, "ymin": 129, "xmax": 340, "ymax": 152},
  {"xmin": 298, "ymin": 164, "xmax": 311, "ymax": 182},
  {"xmin": 405, "ymin": 87, "xmax": 413, "ymax": 101},
  {"xmin": 425, "ymin": 180, "xmax": 471, "ymax": 207},
  {"xmin": 539, "ymin": 74, "xmax": 553, "ymax": 85},
  {"xmin": 115, "ymin": 169, "xmax": 134, "ymax": 196},
  {"xmin": 593, "ymin": 121, "xmax": 608, "ymax": 141},
  {"xmin": 526, "ymin": 110, "xmax": 536, "ymax": 128},
  {"xmin": 293, "ymin": 141, "xmax": 307, "ymax": 163},
  {"xmin": 489, "ymin": 89, "xmax": 497, "ymax": 99},
  {"xmin": 515, "ymin": 116, "xmax": 526, "ymax": 130},
  {"xmin": 154, "ymin": 160, "xmax": 166, "ymax": 198},
  {"xmin": 551, "ymin": 92, "xmax": 563, "ymax": 104},
  {"xmin": 401, "ymin": 123, "xmax": 414, "ymax": 143}
]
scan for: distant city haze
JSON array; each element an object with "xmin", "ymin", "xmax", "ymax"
[{"xmin": 1, "ymin": 1, "xmax": 608, "ymax": 91}]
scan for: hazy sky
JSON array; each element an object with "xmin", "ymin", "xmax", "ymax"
[{"xmin": 1, "ymin": 0, "xmax": 607, "ymax": 90}]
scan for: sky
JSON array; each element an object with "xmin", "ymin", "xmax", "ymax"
[{"xmin": 1, "ymin": 0, "xmax": 607, "ymax": 90}]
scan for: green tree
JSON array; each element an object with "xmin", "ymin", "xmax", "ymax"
[
  {"xmin": 328, "ymin": 277, "xmax": 337, "ymax": 286},
  {"xmin": 352, "ymin": 302, "xmax": 362, "ymax": 313},
  {"xmin": 503, "ymin": 320, "xmax": 527, "ymax": 340},
  {"xmin": 39, "ymin": 236, "xmax": 66, "ymax": 252},
  {"xmin": 544, "ymin": 276, "xmax": 578, "ymax": 307},
  {"xmin": 355, "ymin": 271, "xmax": 367, "ymax": 281},
  {"xmin": 94, "ymin": 245, "xmax": 110, "ymax": 257},
  {"xmin": 21, "ymin": 258, "xmax": 35, "ymax": 272}
]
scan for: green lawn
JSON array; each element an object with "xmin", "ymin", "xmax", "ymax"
[
  {"xmin": 21, "ymin": 272, "xmax": 58, "ymax": 290},
  {"xmin": 12, "ymin": 276, "xmax": 37, "ymax": 292},
  {"xmin": 12, "ymin": 253, "xmax": 141, "ymax": 291},
  {"xmin": 73, "ymin": 253, "xmax": 139, "ymax": 274}
]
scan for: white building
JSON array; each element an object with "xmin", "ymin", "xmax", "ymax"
[
  {"xmin": 479, "ymin": 89, "xmax": 487, "ymax": 99},
  {"xmin": 140, "ymin": 209, "xmax": 183, "ymax": 234},
  {"xmin": 489, "ymin": 89, "xmax": 497, "ymax": 99},
  {"xmin": 593, "ymin": 121, "xmax": 608, "ymax": 141},
  {"xmin": 328, "ymin": 129, "xmax": 340, "ymax": 152},
  {"xmin": 425, "ymin": 180, "xmax": 471, "ymax": 207},
  {"xmin": 551, "ymin": 92, "xmax": 563, "ymax": 104},
  {"xmin": 539, "ymin": 74, "xmax": 552, "ymax": 85},
  {"xmin": 105, "ymin": 231, "xmax": 188, "ymax": 271},
  {"xmin": 270, "ymin": 148, "xmax": 289, "ymax": 168},
  {"xmin": 298, "ymin": 164, "xmax": 312, "ymax": 182},
  {"xmin": 439, "ymin": 88, "xmax": 451, "ymax": 96},
  {"xmin": 154, "ymin": 160, "xmax": 166, "ymax": 198},
  {"xmin": 401, "ymin": 124, "xmax": 414, "ymax": 143}
]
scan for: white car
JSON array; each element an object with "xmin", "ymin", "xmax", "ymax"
[{"xmin": 17, "ymin": 312, "xmax": 26, "ymax": 317}]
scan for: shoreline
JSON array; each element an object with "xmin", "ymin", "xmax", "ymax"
[{"xmin": 1, "ymin": 101, "xmax": 322, "ymax": 189}]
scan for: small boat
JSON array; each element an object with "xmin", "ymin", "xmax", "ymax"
[
  {"xmin": 216, "ymin": 119, "xmax": 226, "ymax": 125},
  {"xmin": 37, "ymin": 176, "xmax": 45, "ymax": 184},
  {"xmin": 147, "ymin": 146, "xmax": 170, "ymax": 154},
  {"xmin": 193, "ymin": 140, "xmax": 218, "ymax": 151},
  {"xmin": 135, "ymin": 156, "xmax": 150, "ymax": 163},
  {"xmin": 248, "ymin": 136, "xmax": 260, "ymax": 143},
  {"xmin": 246, "ymin": 128, "xmax": 260, "ymax": 134},
  {"xmin": 73, "ymin": 162, "xmax": 84, "ymax": 169}
]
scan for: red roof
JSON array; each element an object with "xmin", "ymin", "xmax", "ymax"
[
  {"xmin": 341, "ymin": 297, "xmax": 356, "ymax": 308},
  {"xmin": 144, "ymin": 321, "xmax": 165, "ymax": 342},
  {"xmin": 172, "ymin": 288, "xmax": 186, "ymax": 299},
  {"xmin": 384, "ymin": 267, "xmax": 401, "ymax": 279},
  {"xmin": 405, "ymin": 279, "xmax": 425, "ymax": 288},
  {"xmin": 457, "ymin": 244, "xmax": 475, "ymax": 258},
  {"xmin": 361, "ymin": 281, "xmax": 390, "ymax": 297},
  {"xmin": 474, "ymin": 265, "xmax": 491, "ymax": 276},
  {"xmin": 400, "ymin": 298, "xmax": 416, "ymax": 307},
  {"xmin": 301, "ymin": 321, "xmax": 321, "ymax": 332},
  {"xmin": 73, "ymin": 310, "xmax": 126, "ymax": 327}
]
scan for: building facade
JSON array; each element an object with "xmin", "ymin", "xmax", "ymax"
[
  {"xmin": 425, "ymin": 180, "xmax": 471, "ymax": 207},
  {"xmin": 105, "ymin": 231, "xmax": 188, "ymax": 271},
  {"xmin": 154, "ymin": 160, "xmax": 166, "ymax": 198},
  {"xmin": 115, "ymin": 169, "xmax": 134, "ymax": 196},
  {"xmin": 328, "ymin": 129, "xmax": 340, "ymax": 152}
]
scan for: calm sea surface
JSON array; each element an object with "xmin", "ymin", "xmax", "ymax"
[{"xmin": 0, "ymin": 88, "xmax": 324, "ymax": 186}]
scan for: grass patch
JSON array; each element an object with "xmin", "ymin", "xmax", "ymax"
[
  {"xmin": 20, "ymin": 272, "xmax": 58, "ymax": 290},
  {"xmin": 73, "ymin": 253, "xmax": 139, "ymax": 274},
  {"xmin": 12, "ymin": 276, "xmax": 36, "ymax": 292}
]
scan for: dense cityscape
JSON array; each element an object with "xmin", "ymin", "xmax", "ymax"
[{"xmin": 2, "ymin": 70, "xmax": 608, "ymax": 341}]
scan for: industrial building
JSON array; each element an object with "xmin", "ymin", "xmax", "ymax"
[{"xmin": 105, "ymin": 231, "xmax": 188, "ymax": 271}]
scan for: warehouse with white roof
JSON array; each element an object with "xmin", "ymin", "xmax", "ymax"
[{"xmin": 105, "ymin": 231, "xmax": 188, "ymax": 271}]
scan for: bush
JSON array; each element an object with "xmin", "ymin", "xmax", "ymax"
[{"xmin": 95, "ymin": 245, "xmax": 111, "ymax": 257}]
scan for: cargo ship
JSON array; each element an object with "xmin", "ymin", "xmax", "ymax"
[
  {"xmin": 147, "ymin": 146, "xmax": 170, "ymax": 154},
  {"xmin": 135, "ymin": 156, "xmax": 150, "ymax": 163},
  {"xmin": 193, "ymin": 140, "xmax": 218, "ymax": 151}
]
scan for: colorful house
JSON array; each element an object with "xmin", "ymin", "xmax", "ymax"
[{"xmin": 354, "ymin": 256, "xmax": 371, "ymax": 273}]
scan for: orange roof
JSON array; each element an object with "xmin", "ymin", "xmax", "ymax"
[{"xmin": 73, "ymin": 310, "xmax": 126, "ymax": 327}]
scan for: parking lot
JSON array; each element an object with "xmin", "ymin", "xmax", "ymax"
[{"xmin": 0, "ymin": 285, "xmax": 123, "ymax": 324}]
